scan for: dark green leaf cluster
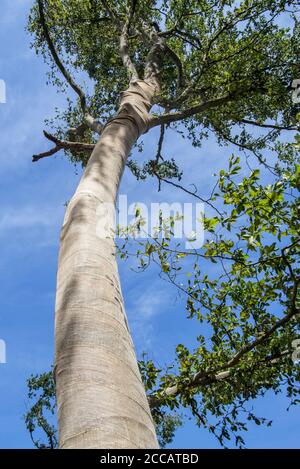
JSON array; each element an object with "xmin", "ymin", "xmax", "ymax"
[{"xmin": 24, "ymin": 370, "xmax": 57, "ymax": 449}]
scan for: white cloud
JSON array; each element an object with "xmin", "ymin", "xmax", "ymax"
[
  {"xmin": 125, "ymin": 280, "xmax": 175, "ymax": 349},
  {"xmin": 0, "ymin": 205, "xmax": 57, "ymax": 230},
  {"xmin": 136, "ymin": 287, "xmax": 168, "ymax": 319}
]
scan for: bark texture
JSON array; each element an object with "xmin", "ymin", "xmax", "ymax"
[{"xmin": 55, "ymin": 80, "xmax": 159, "ymax": 449}]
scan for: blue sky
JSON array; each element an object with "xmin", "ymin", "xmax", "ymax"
[{"xmin": 0, "ymin": 0, "xmax": 299, "ymax": 449}]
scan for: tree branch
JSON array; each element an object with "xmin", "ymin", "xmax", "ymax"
[
  {"xmin": 149, "ymin": 276, "xmax": 299, "ymax": 408},
  {"xmin": 210, "ymin": 123, "xmax": 277, "ymax": 172},
  {"xmin": 38, "ymin": 0, "xmax": 102, "ymax": 134},
  {"xmin": 141, "ymin": 22, "xmax": 166, "ymax": 84},
  {"xmin": 164, "ymin": 44, "xmax": 184, "ymax": 89},
  {"xmin": 240, "ymin": 119, "xmax": 298, "ymax": 131},
  {"xmin": 142, "ymin": 22, "xmax": 184, "ymax": 89},
  {"xmin": 159, "ymin": 28, "xmax": 202, "ymax": 50},
  {"xmin": 149, "ymin": 91, "xmax": 244, "ymax": 128},
  {"xmin": 156, "ymin": 177, "xmax": 223, "ymax": 216},
  {"xmin": 155, "ymin": 124, "xmax": 165, "ymax": 164},
  {"xmin": 32, "ymin": 131, "xmax": 95, "ymax": 162},
  {"xmin": 119, "ymin": 0, "xmax": 139, "ymax": 81},
  {"xmin": 32, "ymin": 145, "xmax": 61, "ymax": 162}
]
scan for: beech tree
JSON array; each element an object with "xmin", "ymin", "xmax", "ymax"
[{"xmin": 27, "ymin": 0, "xmax": 299, "ymax": 449}]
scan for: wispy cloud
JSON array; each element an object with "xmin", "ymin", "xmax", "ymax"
[
  {"xmin": 0, "ymin": 205, "xmax": 61, "ymax": 231},
  {"xmin": 125, "ymin": 279, "xmax": 175, "ymax": 350},
  {"xmin": 0, "ymin": 204, "xmax": 64, "ymax": 253}
]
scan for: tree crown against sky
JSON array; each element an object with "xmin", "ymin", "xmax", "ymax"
[
  {"xmin": 29, "ymin": 0, "xmax": 299, "ymax": 165},
  {"xmin": 26, "ymin": 0, "xmax": 300, "ymax": 448}
]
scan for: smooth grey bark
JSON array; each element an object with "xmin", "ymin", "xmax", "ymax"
[{"xmin": 54, "ymin": 80, "xmax": 159, "ymax": 449}]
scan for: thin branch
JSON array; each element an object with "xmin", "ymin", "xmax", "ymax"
[
  {"xmin": 210, "ymin": 123, "xmax": 277, "ymax": 172},
  {"xmin": 32, "ymin": 131, "xmax": 95, "ymax": 162},
  {"xmin": 155, "ymin": 124, "xmax": 165, "ymax": 164},
  {"xmin": 240, "ymin": 119, "xmax": 299, "ymax": 131},
  {"xmin": 153, "ymin": 124, "xmax": 165, "ymax": 191},
  {"xmin": 38, "ymin": 0, "xmax": 102, "ymax": 134},
  {"xmin": 164, "ymin": 44, "xmax": 184, "ymax": 88},
  {"xmin": 281, "ymin": 240, "xmax": 300, "ymax": 282},
  {"xmin": 38, "ymin": 0, "xmax": 86, "ymax": 111},
  {"xmin": 149, "ymin": 91, "xmax": 243, "ymax": 128},
  {"xmin": 222, "ymin": 289, "xmax": 299, "ymax": 370},
  {"xmin": 32, "ymin": 145, "xmax": 61, "ymax": 162},
  {"xmin": 160, "ymin": 28, "xmax": 202, "ymax": 50},
  {"xmin": 157, "ymin": 177, "xmax": 223, "ymax": 216}
]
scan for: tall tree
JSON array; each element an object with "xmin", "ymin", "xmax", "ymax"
[{"xmin": 28, "ymin": 0, "xmax": 299, "ymax": 448}]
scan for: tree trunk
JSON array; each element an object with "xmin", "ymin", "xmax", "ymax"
[{"xmin": 54, "ymin": 80, "xmax": 159, "ymax": 449}]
